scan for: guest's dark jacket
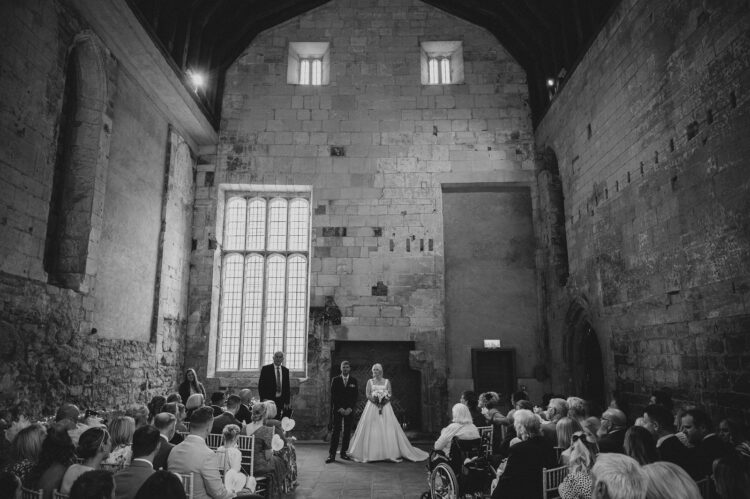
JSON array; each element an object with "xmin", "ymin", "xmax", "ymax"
[
  {"xmin": 258, "ymin": 363, "xmax": 290, "ymax": 406},
  {"xmin": 684, "ymin": 433, "xmax": 729, "ymax": 479},
  {"xmin": 152, "ymin": 435, "xmax": 174, "ymax": 470},
  {"xmin": 211, "ymin": 412, "xmax": 242, "ymax": 434},
  {"xmin": 469, "ymin": 408, "xmax": 485, "ymax": 429},
  {"xmin": 178, "ymin": 381, "xmax": 206, "ymax": 405},
  {"xmin": 491, "ymin": 435, "xmax": 557, "ymax": 499},
  {"xmin": 656, "ymin": 433, "xmax": 690, "ymax": 471},
  {"xmin": 236, "ymin": 403, "xmax": 252, "ymax": 425},
  {"xmin": 598, "ymin": 428, "xmax": 626, "ymax": 454},
  {"xmin": 211, "ymin": 405, "xmax": 224, "ymax": 417},
  {"xmin": 330, "ymin": 375, "xmax": 358, "ymax": 412}
]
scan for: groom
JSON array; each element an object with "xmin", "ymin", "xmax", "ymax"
[{"xmin": 327, "ymin": 360, "xmax": 358, "ymax": 463}]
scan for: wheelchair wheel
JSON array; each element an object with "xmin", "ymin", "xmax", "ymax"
[{"xmin": 429, "ymin": 462, "xmax": 458, "ymax": 499}]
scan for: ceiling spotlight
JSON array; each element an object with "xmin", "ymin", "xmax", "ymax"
[{"xmin": 546, "ymin": 78, "xmax": 556, "ymax": 88}]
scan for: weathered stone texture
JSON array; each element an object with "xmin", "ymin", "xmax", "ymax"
[
  {"xmin": 536, "ymin": 0, "xmax": 750, "ymax": 421},
  {"xmin": 0, "ymin": 0, "xmax": 192, "ymax": 414},
  {"xmin": 190, "ymin": 0, "xmax": 535, "ymax": 434}
]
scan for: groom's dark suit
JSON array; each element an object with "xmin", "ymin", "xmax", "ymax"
[{"xmin": 329, "ymin": 374, "xmax": 358, "ymax": 458}]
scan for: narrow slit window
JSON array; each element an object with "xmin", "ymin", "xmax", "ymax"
[
  {"xmin": 440, "ymin": 58, "xmax": 451, "ymax": 84},
  {"xmin": 299, "ymin": 58, "xmax": 323, "ymax": 86}
]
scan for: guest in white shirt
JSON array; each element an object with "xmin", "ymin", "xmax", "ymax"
[{"xmin": 434, "ymin": 403, "xmax": 480, "ymax": 458}]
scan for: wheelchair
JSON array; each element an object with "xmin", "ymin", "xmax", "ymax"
[{"xmin": 427, "ymin": 436, "xmax": 495, "ymax": 499}]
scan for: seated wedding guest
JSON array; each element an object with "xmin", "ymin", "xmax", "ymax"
[
  {"xmin": 56, "ymin": 403, "xmax": 89, "ymax": 445},
  {"xmin": 263, "ymin": 401, "xmax": 282, "ymax": 429},
  {"xmin": 542, "ymin": 398, "xmax": 568, "ymax": 445},
  {"xmin": 712, "ymin": 452, "xmax": 750, "ymax": 499},
  {"xmin": 641, "ymin": 404, "xmax": 686, "ymax": 468},
  {"xmin": 60, "ymin": 427, "xmax": 111, "ymax": 495},
  {"xmin": 491, "ymin": 409, "xmax": 557, "ymax": 499},
  {"xmin": 166, "ymin": 393, "xmax": 182, "ymax": 404},
  {"xmin": 114, "ymin": 425, "xmax": 161, "ymax": 499},
  {"xmin": 126, "ymin": 405, "xmax": 149, "ymax": 429},
  {"xmin": 185, "ymin": 393, "xmax": 205, "ymax": 422},
  {"xmin": 168, "ymin": 406, "xmax": 234, "ymax": 499},
  {"xmin": 2, "ymin": 422, "xmax": 46, "ymax": 485},
  {"xmin": 434, "ymin": 404, "xmax": 480, "ymax": 458},
  {"xmin": 69, "ymin": 469, "xmax": 116, "ymax": 499},
  {"xmin": 244, "ymin": 403, "xmax": 288, "ymax": 499},
  {"xmin": 642, "ymin": 461, "xmax": 701, "ymax": 499},
  {"xmin": 590, "ymin": 453, "xmax": 646, "ymax": 499},
  {"xmin": 236, "ymin": 389, "xmax": 254, "ymax": 425},
  {"xmin": 480, "ymin": 392, "xmax": 508, "ymax": 454},
  {"xmin": 163, "ymin": 402, "xmax": 186, "ymax": 445},
  {"xmin": 148, "ymin": 396, "xmax": 167, "ymax": 424},
  {"xmin": 680, "ymin": 408, "xmax": 727, "ymax": 479},
  {"xmin": 598, "ymin": 408, "xmax": 627, "ymax": 454},
  {"xmin": 215, "ymin": 425, "xmax": 252, "ymax": 493},
  {"xmin": 567, "ymin": 397, "xmax": 586, "ymax": 424},
  {"xmin": 583, "ymin": 417, "xmax": 601, "ymax": 442},
  {"xmin": 718, "ymin": 417, "xmax": 749, "ymax": 453},
  {"xmin": 460, "ymin": 391, "xmax": 485, "ymax": 428},
  {"xmin": 0, "ymin": 470, "xmax": 22, "ymax": 499},
  {"xmin": 559, "ymin": 431, "xmax": 598, "ymax": 499},
  {"xmin": 32, "ymin": 423, "xmax": 76, "ymax": 499},
  {"xmin": 556, "ymin": 417, "xmax": 582, "ymax": 465},
  {"xmin": 178, "ymin": 368, "xmax": 206, "ymax": 406},
  {"xmin": 262, "ymin": 400, "xmax": 297, "ymax": 493},
  {"xmin": 211, "ymin": 395, "xmax": 242, "ymax": 434},
  {"xmin": 152, "ymin": 413, "xmax": 177, "ymax": 471},
  {"xmin": 103, "ymin": 416, "xmax": 135, "ymax": 466},
  {"xmin": 624, "ymin": 426, "xmax": 658, "ymax": 465},
  {"xmin": 609, "ymin": 391, "xmax": 630, "ymax": 418},
  {"xmin": 210, "ymin": 392, "xmax": 226, "ymax": 417},
  {"xmin": 134, "ymin": 470, "xmax": 187, "ymax": 499}
]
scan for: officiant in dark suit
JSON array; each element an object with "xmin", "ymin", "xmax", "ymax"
[
  {"xmin": 327, "ymin": 360, "xmax": 359, "ymax": 463},
  {"xmin": 258, "ymin": 351, "xmax": 292, "ymax": 418}
]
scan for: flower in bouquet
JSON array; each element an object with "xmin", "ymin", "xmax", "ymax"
[{"xmin": 372, "ymin": 389, "xmax": 390, "ymax": 415}]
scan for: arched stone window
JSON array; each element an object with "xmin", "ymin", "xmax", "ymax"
[{"xmin": 44, "ymin": 32, "xmax": 113, "ymax": 292}]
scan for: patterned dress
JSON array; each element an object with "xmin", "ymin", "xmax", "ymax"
[{"xmin": 558, "ymin": 470, "xmax": 594, "ymax": 499}]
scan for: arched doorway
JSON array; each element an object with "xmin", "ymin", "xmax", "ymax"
[{"xmin": 565, "ymin": 300, "xmax": 605, "ymax": 409}]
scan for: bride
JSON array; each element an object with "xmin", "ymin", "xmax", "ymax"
[{"xmin": 347, "ymin": 363, "xmax": 428, "ymax": 462}]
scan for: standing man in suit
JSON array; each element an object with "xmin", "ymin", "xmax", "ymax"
[
  {"xmin": 258, "ymin": 351, "xmax": 291, "ymax": 418},
  {"xmin": 327, "ymin": 360, "xmax": 358, "ymax": 463},
  {"xmin": 114, "ymin": 425, "xmax": 160, "ymax": 499}
]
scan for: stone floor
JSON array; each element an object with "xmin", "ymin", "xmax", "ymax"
[{"xmin": 286, "ymin": 442, "xmax": 431, "ymax": 498}]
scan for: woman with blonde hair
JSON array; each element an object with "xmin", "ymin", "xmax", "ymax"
[
  {"xmin": 215, "ymin": 424, "xmax": 254, "ymax": 493},
  {"xmin": 642, "ymin": 461, "xmax": 701, "ymax": 499},
  {"xmin": 245, "ymin": 402, "xmax": 288, "ymax": 498},
  {"xmin": 102, "ymin": 416, "xmax": 134, "ymax": 466},
  {"xmin": 555, "ymin": 417, "xmax": 582, "ymax": 465},
  {"xmin": 1, "ymin": 423, "xmax": 46, "ymax": 486},
  {"xmin": 558, "ymin": 431, "xmax": 598, "ymax": 499}
]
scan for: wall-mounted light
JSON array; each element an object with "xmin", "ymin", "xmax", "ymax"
[{"xmin": 187, "ymin": 69, "xmax": 206, "ymax": 93}]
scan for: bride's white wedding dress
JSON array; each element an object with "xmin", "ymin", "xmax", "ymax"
[{"xmin": 347, "ymin": 378, "xmax": 428, "ymax": 462}]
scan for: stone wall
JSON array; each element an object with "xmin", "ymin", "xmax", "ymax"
[
  {"xmin": 535, "ymin": 0, "xmax": 750, "ymax": 421},
  {"xmin": 0, "ymin": 0, "xmax": 194, "ymax": 415},
  {"xmin": 189, "ymin": 0, "xmax": 537, "ymax": 433}
]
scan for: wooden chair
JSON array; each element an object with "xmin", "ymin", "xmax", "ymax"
[
  {"xmin": 52, "ymin": 490, "xmax": 69, "ymax": 499},
  {"xmin": 237, "ymin": 433, "xmax": 268, "ymax": 497},
  {"xmin": 206, "ymin": 433, "xmax": 223, "ymax": 450},
  {"xmin": 176, "ymin": 472, "xmax": 194, "ymax": 499},
  {"xmin": 695, "ymin": 476, "xmax": 710, "ymax": 499},
  {"xmin": 542, "ymin": 465, "xmax": 569, "ymax": 499},
  {"xmin": 477, "ymin": 425, "xmax": 494, "ymax": 458},
  {"xmin": 20, "ymin": 487, "xmax": 43, "ymax": 499}
]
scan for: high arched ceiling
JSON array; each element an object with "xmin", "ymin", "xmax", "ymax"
[{"xmin": 127, "ymin": 0, "xmax": 620, "ymax": 129}]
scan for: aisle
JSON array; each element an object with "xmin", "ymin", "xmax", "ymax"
[{"xmin": 287, "ymin": 441, "xmax": 430, "ymax": 498}]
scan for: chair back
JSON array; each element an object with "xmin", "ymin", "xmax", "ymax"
[
  {"xmin": 206, "ymin": 433, "xmax": 223, "ymax": 449},
  {"xmin": 21, "ymin": 487, "xmax": 43, "ymax": 499},
  {"xmin": 695, "ymin": 476, "xmax": 710, "ymax": 499},
  {"xmin": 100, "ymin": 462, "xmax": 127, "ymax": 472},
  {"xmin": 176, "ymin": 472, "xmax": 194, "ymax": 499},
  {"xmin": 236, "ymin": 434, "xmax": 256, "ymax": 473},
  {"xmin": 52, "ymin": 490, "xmax": 69, "ymax": 499},
  {"xmin": 477, "ymin": 426, "xmax": 493, "ymax": 457},
  {"xmin": 542, "ymin": 465, "xmax": 569, "ymax": 499}
]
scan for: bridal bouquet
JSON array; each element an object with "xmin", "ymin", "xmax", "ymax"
[{"xmin": 372, "ymin": 388, "xmax": 390, "ymax": 414}]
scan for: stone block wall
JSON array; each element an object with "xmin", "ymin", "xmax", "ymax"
[
  {"xmin": 189, "ymin": 0, "xmax": 536, "ymax": 433},
  {"xmin": 0, "ymin": 0, "xmax": 193, "ymax": 416},
  {"xmin": 535, "ymin": 0, "xmax": 750, "ymax": 421}
]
